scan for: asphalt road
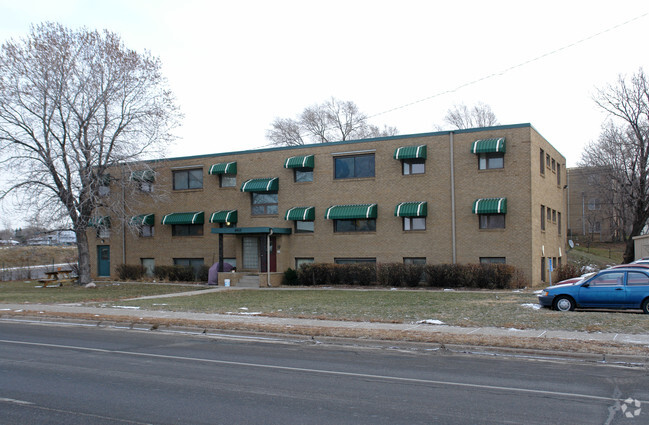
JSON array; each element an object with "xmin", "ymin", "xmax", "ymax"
[{"xmin": 0, "ymin": 321, "xmax": 647, "ymax": 425}]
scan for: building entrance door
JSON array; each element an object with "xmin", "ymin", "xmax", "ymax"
[
  {"xmin": 242, "ymin": 235, "xmax": 276, "ymax": 272},
  {"xmin": 97, "ymin": 245, "xmax": 110, "ymax": 277}
]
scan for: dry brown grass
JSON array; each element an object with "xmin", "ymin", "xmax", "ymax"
[
  {"xmin": 3, "ymin": 309, "xmax": 648, "ymax": 359},
  {"xmin": 0, "ymin": 245, "xmax": 77, "ymax": 268}
]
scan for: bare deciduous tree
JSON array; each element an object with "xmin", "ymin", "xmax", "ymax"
[
  {"xmin": 443, "ymin": 102, "xmax": 499, "ymax": 129},
  {"xmin": 267, "ymin": 97, "xmax": 398, "ymax": 146},
  {"xmin": 0, "ymin": 23, "xmax": 181, "ymax": 283},
  {"xmin": 581, "ymin": 68, "xmax": 649, "ymax": 263}
]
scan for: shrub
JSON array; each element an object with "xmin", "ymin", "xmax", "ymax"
[
  {"xmin": 116, "ymin": 264, "xmax": 145, "ymax": 281},
  {"xmin": 425, "ymin": 263, "xmax": 524, "ymax": 289},
  {"xmin": 197, "ymin": 265, "xmax": 210, "ymax": 282},
  {"xmin": 283, "ymin": 267, "xmax": 298, "ymax": 285},
  {"xmin": 376, "ymin": 263, "xmax": 425, "ymax": 287},
  {"xmin": 552, "ymin": 264, "xmax": 581, "ymax": 283}
]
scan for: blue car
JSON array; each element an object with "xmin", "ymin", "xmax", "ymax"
[{"xmin": 538, "ymin": 266, "xmax": 649, "ymax": 313}]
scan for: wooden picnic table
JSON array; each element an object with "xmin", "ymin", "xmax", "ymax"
[{"xmin": 38, "ymin": 269, "xmax": 74, "ymax": 287}]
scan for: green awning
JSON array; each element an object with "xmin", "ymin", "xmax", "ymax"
[
  {"xmin": 88, "ymin": 216, "xmax": 111, "ymax": 227},
  {"xmin": 211, "ymin": 227, "xmax": 292, "ymax": 235},
  {"xmin": 325, "ymin": 204, "xmax": 377, "ymax": 220},
  {"xmin": 130, "ymin": 214, "xmax": 155, "ymax": 226},
  {"xmin": 284, "ymin": 155, "xmax": 315, "ymax": 169},
  {"xmin": 130, "ymin": 170, "xmax": 155, "ymax": 182},
  {"xmin": 285, "ymin": 206, "xmax": 315, "ymax": 221},
  {"xmin": 471, "ymin": 138, "xmax": 506, "ymax": 154},
  {"xmin": 210, "ymin": 210, "xmax": 238, "ymax": 224},
  {"xmin": 209, "ymin": 162, "xmax": 237, "ymax": 175},
  {"xmin": 394, "ymin": 145, "xmax": 427, "ymax": 160},
  {"xmin": 472, "ymin": 198, "xmax": 507, "ymax": 214},
  {"xmin": 240, "ymin": 177, "xmax": 279, "ymax": 192},
  {"xmin": 394, "ymin": 202, "xmax": 428, "ymax": 217},
  {"xmin": 161, "ymin": 211, "xmax": 204, "ymax": 225}
]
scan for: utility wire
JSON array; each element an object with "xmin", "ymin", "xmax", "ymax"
[{"xmin": 368, "ymin": 11, "xmax": 649, "ymax": 120}]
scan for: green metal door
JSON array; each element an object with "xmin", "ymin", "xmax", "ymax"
[{"xmin": 97, "ymin": 245, "xmax": 110, "ymax": 277}]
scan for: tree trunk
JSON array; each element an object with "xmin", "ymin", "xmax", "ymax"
[
  {"xmin": 623, "ymin": 237, "xmax": 635, "ymax": 264},
  {"xmin": 75, "ymin": 229, "xmax": 92, "ymax": 285}
]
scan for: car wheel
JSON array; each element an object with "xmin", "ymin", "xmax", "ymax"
[
  {"xmin": 553, "ymin": 296, "xmax": 575, "ymax": 312},
  {"xmin": 642, "ymin": 299, "xmax": 649, "ymax": 314}
]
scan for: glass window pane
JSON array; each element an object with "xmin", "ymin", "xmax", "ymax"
[
  {"xmin": 410, "ymin": 162, "xmax": 425, "ymax": 174},
  {"xmin": 221, "ymin": 174, "xmax": 236, "ymax": 187},
  {"xmin": 188, "ymin": 169, "xmax": 203, "ymax": 189},
  {"xmin": 354, "ymin": 155, "xmax": 375, "ymax": 178},
  {"xmin": 295, "ymin": 169, "xmax": 313, "ymax": 182},
  {"xmin": 296, "ymin": 221, "xmax": 314, "ymax": 233},
  {"xmin": 335, "ymin": 157, "xmax": 354, "ymax": 179},
  {"xmin": 488, "ymin": 155, "xmax": 503, "ymax": 169},
  {"xmin": 174, "ymin": 171, "xmax": 188, "ymax": 190},
  {"xmin": 335, "ymin": 219, "xmax": 356, "ymax": 232},
  {"xmin": 628, "ymin": 272, "xmax": 649, "ymax": 286},
  {"xmin": 412, "ymin": 217, "xmax": 426, "ymax": 230}
]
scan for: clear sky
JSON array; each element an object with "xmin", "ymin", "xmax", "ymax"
[{"xmin": 1, "ymin": 0, "xmax": 648, "ymax": 228}]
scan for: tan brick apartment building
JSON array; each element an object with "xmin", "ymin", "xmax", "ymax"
[{"xmin": 88, "ymin": 123, "xmax": 566, "ymax": 287}]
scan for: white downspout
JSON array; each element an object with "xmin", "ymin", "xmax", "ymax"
[
  {"xmin": 450, "ymin": 132, "xmax": 457, "ymax": 263},
  {"xmin": 267, "ymin": 229, "xmax": 273, "ymax": 287}
]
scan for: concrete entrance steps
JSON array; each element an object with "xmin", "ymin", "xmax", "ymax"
[{"xmin": 236, "ymin": 275, "xmax": 260, "ymax": 288}]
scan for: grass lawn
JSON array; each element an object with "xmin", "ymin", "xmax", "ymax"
[
  {"xmin": 2, "ymin": 281, "xmax": 648, "ymax": 335},
  {"xmin": 0, "ymin": 281, "xmax": 207, "ymax": 304},
  {"xmin": 111, "ymin": 288, "xmax": 649, "ymax": 334}
]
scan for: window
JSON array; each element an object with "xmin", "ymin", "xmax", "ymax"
[
  {"xmin": 141, "ymin": 258, "xmax": 155, "ymax": 277},
  {"xmin": 540, "ymin": 149, "xmax": 545, "ymax": 174},
  {"xmin": 97, "ymin": 227, "xmax": 110, "ymax": 239},
  {"xmin": 172, "ymin": 224, "xmax": 203, "ymax": 236},
  {"xmin": 173, "ymin": 258, "xmax": 204, "ymax": 279},
  {"xmin": 558, "ymin": 212, "xmax": 562, "ymax": 235},
  {"xmin": 478, "ymin": 153, "xmax": 504, "ymax": 170},
  {"xmin": 557, "ymin": 164, "xmax": 561, "ymax": 186},
  {"xmin": 588, "ymin": 272, "xmax": 624, "ymax": 287},
  {"xmin": 295, "ymin": 258, "xmax": 314, "ymax": 268},
  {"xmin": 589, "ymin": 222, "xmax": 602, "ymax": 233},
  {"xmin": 551, "ymin": 158, "xmax": 556, "ymax": 172},
  {"xmin": 627, "ymin": 272, "xmax": 649, "ymax": 286},
  {"xmin": 541, "ymin": 257, "xmax": 546, "ymax": 282},
  {"xmin": 404, "ymin": 257, "xmax": 426, "ymax": 265},
  {"xmin": 404, "ymin": 217, "xmax": 426, "ymax": 231},
  {"xmin": 173, "ymin": 169, "xmax": 203, "ymax": 190},
  {"xmin": 252, "ymin": 192, "xmax": 278, "ymax": 215},
  {"xmin": 294, "ymin": 168, "xmax": 313, "ymax": 182},
  {"xmin": 552, "ymin": 209, "xmax": 557, "ymax": 223},
  {"xmin": 334, "ymin": 258, "xmax": 376, "ymax": 264},
  {"xmin": 334, "ymin": 154, "xmax": 375, "ymax": 179},
  {"xmin": 540, "ymin": 205, "xmax": 546, "ymax": 231},
  {"xmin": 480, "ymin": 257, "xmax": 506, "ymax": 264},
  {"xmin": 479, "ymin": 214, "xmax": 505, "ymax": 229},
  {"xmin": 546, "ymin": 154, "xmax": 551, "ymax": 169},
  {"xmin": 334, "ymin": 218, "xmax": 376, "ymax": 232},
  {"xmin": 138, "ymin": 181, "xmax": 153, "ymax": 192},
  {"xmin": 547, "ymin": 207, "xmax": 552, "ymax": 222},
  {"xmin": 220, "ymin": 174, "xmax": 236, "ymax": 188},
  {"xmin": 140, "ymin": 224, "xmax": 154, "ymax": 237},
  {"xmin": 588, "ymin": 199, "xmax": 600, "ymax": 211},
  {"xmin": 402, "ymin": 159, "xmax": 425, "ymax": 175},
  {"xmin": 295, "ymin": 220, "xmax": 314, "ymax": 233}
]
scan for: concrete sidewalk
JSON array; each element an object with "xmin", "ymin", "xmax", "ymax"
[{"xmin": 2, "ymin": 300, "xmax": 649, "ymax": 348}]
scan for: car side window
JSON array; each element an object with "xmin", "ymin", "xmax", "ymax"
[
  {"xmin": 627, "ymin": 271, "xmax": 649, "ymax": 286},
  {"xmin": 588, "ymin": 272, "xmax": 625, "ymax": 287}
]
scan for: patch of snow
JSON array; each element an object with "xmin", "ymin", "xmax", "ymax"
[
  {"xmin": 508, "ymin": 328, "xmax": 522, "ymax": 331},
  {"xmin": 238, "ymin": 307, "xmax": 249, "ymax": 310},
  {"xmin": 533, "ymin": 290, "xmax": 543, "ymax": 294},
  {"xmin": 152, "ymin": 303, "xmax": 168, "ymax": 306},
  {"xmin": 416, "ymin": 319, "xmax": 445, "ymax": 325},
  {"xmin": 443, "ymin": 289, "xmax": 455, "ymax": 292},
  {"xmin": 239, "ymin": 312, "xmax": 262, "ymax": 315},
  {"xmin": 111, "ymin": 306, "xmax": 140, "ymax": 310},
  {"xmin": 521, "ymin": 303, "xmax": 542, "ymax": 310}
]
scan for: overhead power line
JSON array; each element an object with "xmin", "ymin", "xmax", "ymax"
[{"xmin": 368, "ymin": 11, "xmax": 649, "ymax": 120}]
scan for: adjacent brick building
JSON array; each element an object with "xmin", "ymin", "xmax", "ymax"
[{"xmin": 88, "ymin": 123, "xmax": 566, "ymax": 286}]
